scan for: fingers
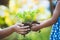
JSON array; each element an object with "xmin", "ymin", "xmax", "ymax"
[
  {"xmin": 32, "ymin": 23, "xmax": 38, "ymax": 26},
  {"xmin": 17, "ymin": 32, "xmax": 28, "ymax": 35},
  {"xmin": 17, "ymin": 28, "xmax": 30, "ymax": 35},
  {"xmin": 16, "ymin": 25, "xmax": 30, "ymax": 35},
  {"xmin": 14, "ymin": 23, "xmax": 31, "ymax": 35},
  {"xmin": 15, "ymin": 23, "xmax": 30, "ymax": 28},
  {"xmin": 19, "ymin": 26, "xmax": 30, "ymax": 29},
  {"xmin": 31, "ymin": 24, "xmax": 40, "ymax": 31},
  {"xmin": 17, "ymin": 28, "xmax": 30, "ymax": 32}
]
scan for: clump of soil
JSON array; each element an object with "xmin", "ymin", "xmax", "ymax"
[
  {"xmin": 22, "ymin": 21, "xmax": 40, "ymax": 28},
  {"xmin": 32, "ymin": 21, "xmax": 40, "ymax": 24}
]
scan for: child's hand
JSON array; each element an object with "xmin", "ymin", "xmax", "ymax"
[
  {"xmin": 31, "ymin": 24, "xmax": 40, "ymax": 31},
  {"xmin": 12, "ymin": 23, "xmax": 30, "ymax": 35}
]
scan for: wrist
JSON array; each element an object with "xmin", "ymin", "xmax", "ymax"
[
  {"xmin": 11, "ymin": 25, "xmax": 16, "ymax": 32},
  {"xmin": 38, "ymin": 24, "xmax": 44, "ymax": 29}
]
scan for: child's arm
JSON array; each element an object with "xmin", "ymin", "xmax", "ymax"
[{"xmin": 31, "ymin": 1, "xmax": 60, "ymax": 31}]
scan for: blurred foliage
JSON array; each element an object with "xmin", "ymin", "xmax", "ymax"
[
  {"xmin": 0, "ymin": 16, "xmax": 8, "ymax": 28},
  {"xmin": 16, "ymin": 9, "xmax": 40, "ymax": 23},
  {"xmin": 0, "ymin": 16, "xmax": 5, "ymax": 25}
]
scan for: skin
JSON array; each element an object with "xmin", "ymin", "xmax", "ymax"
[
  {"xmin": 31, "ymin": 1, "xmax": 60, "ymax": 31},
  {"xmin": 0, "ymin": 23, "xmax": 30, "ymax": 39}
]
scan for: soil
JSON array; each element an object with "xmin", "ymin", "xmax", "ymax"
[{"xmin": 22, "ymin": 21, "xmax": 40, "ymax": 28}]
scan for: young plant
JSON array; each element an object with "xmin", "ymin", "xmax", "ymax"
[{"xmin": 16, "ymin": 9, "xmax": 40, "ymax": 38}]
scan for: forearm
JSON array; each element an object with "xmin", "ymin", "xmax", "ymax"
[
  {"xmin": 39, "ymin": 18, "xmax": 57, "ymax": 29},
  {"xmin": 0, "ymin": 26, "xmax": 14, "ymax": 39}
]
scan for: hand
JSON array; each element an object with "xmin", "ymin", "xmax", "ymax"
[
  {"xmin": 12, "ymin": 23, "xmax": 30, "ymax": 35},
  {"xmin": 31, "ymin": 23, "xmax": 40, "ymax": 31}
]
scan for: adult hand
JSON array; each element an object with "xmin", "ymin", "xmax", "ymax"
[{"xmin": 12, "ymin": 23, "xmax": 30, "ymax": 35}]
